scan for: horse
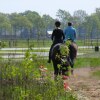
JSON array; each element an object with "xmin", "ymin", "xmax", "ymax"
[{"xmin": 50, "ymin": 41, "xmax": 78, "ymax": 78}]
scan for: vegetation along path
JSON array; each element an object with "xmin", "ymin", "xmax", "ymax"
[{"xmin": 68, "ymin": 67, "xmax": 100, "ymax": 100}]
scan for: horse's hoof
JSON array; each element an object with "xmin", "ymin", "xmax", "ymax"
[{"xmin": 71, "ymin": 70, "xmax": 74, "ymax": 75}]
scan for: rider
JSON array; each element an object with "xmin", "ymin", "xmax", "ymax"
[
  {"xmin": 64, "ymin": 22, "xmax": 77, "ymax": 74},
  {"xmin": 48, "ymin": 21, "xmax": 65, "ymax": 63},
  {"xmin": 64, "ymin": 22, "xmax": 76, "ymax": 43}
]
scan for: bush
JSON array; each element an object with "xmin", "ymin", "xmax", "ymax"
[{"xmin": 0, "ymin": 50, "xmax": 77, "ymax": 100}]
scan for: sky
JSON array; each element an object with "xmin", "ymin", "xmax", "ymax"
[{"xmin": 0, "ymin": 0, "xmax": 100, "ymax": 18}]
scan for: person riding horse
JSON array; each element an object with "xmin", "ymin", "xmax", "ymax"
[
  {"xmin": 63, "ymin": 22, "xmax": 77, "ymax": 74},
  {"xmin": 48, "ymin": 21, "xmax": 65, "ymax": 63}
]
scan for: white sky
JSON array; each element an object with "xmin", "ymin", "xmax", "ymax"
[{"xmin": 0, "ymin": 0, "xmax": 100, "ymax": 18}]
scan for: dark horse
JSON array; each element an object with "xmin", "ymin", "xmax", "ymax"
[{"xmin": 51, "ymin": 41, "xmax": 78, "ymax": 77}]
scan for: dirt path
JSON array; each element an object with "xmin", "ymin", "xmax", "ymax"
[{"xmin": 68, "ymin": 67, "xmax": 100, "ymax": 100}]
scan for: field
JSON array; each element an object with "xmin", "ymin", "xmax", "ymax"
[
  {"xmin": 0, "ymin": 39, "xmax": 100, "ymax": 99},
  {"xmin": 0, "ymin": 39, "xmax": 100, "ymax": 48}
]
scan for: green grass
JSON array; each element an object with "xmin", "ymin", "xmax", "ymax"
[
  {"xmin": 1, "ymin": 39, "xmax": 100, "ymax": 48},
  {"xmin": 1, "ymin": 39, "xmax": 52, "ymax": 48},
  {"xmin": 92, "ymin": 70, "xmax": 100, "ymax": 79},
  {"xmin": 0, "ymin": 49, "xmax": 49, "ymax": 53},
  {"xmin": 74, "ymin": 58, "xmax": 100, "ymax": 68},
  {"xmin": 1, "ymin": 58, "xmax": 100, "ymax": 70},
  {"xmin": 0, "ymin": 52, "xmax": 100, "ymax": 100},
  {"xmin": 0, "ymin": 52, "xmax": 77, "ymax": 100}
]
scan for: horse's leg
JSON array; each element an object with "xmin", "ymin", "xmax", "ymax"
[
  {"xmin": 52, "ymin": 61, "xmax": 61, "ymax": 80},
  {"xmin": 70, "ymin": 47, "xmax": 77, "ymax": 75},
  {"xmin": 70, "ymin": 58, "xmax": 75, "ymax": 75},
  {"xmin": 69, "ymin": 43, "xmax": 77, "ymax": 75}
]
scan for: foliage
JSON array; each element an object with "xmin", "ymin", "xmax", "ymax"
[
  {"xmin": 60, "ymin": 40, "xmax": 71, "ymax": 56},
  {"xmin": 0, "ymin": 8, "xmax": 100, "ymax": 41},
  {"xmin": 73, "ymin": 10, "xmax": 88, "ymax": 24},
  {"xmin": 56, "ymin": 9, "xmax": 71, "ymax": 28},
  {"xmin": 60, "ymin": 44, "xmax": 69, "ymax": 56},
  {"xmin": 0, "ymin": 49, "xmax": 77, "ymax": 100},
  {"xmin": 0, "ymin": 14, "xmax": 11, "ymax": 32},
  {"xmin": 0, "ymin": 41, "xmax": 6, "ymax": 48}
]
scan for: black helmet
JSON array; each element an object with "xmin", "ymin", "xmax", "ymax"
[{"xmin": 55, "ymin": 21, "xmax": 61, "ymax": 27}]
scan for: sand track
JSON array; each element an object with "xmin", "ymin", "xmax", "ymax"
[{"xmin": 68, "ymin": 67, "xmax": 100, "ymax": 100}]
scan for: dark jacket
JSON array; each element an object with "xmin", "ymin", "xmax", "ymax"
[{"xmin": 51, "ymin": 28, "xmax": 65, "ymax": 44}]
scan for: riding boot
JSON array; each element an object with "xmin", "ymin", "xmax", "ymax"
[
  {"xmin": 47, "ymin": 51, "xmax": 51, "ymax": 63},
  {"xmin": 48, "ymin": 44, "xmax": 54, "ymax": 63}
]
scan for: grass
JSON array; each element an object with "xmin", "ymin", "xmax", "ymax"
[
  {"xmin": 1, "ymin": 39, "xmax": 100, "ymax": 48},
  {"xmin": 74, "ymin": 58, "xmax": 100, "ymax": 68},
  {"xmin": 1, "ymin": 39, "xmax": 52, "ymax": 48},
  {"xmin": 92, "ymin": 70, "xmax": 100, "ymax": 79},
  {"xmin": 1, "ymin": 57, "xmax": 100, "ymax": 99},
  {"xmin": 0, "ymin": 49, "xmax": 49, "ymax": 53},
  {"xmin": 1, "ymin": 57, "xmax": 100, "ymax": 70},
  {"xmin": 0, "ymin": 39, "xmax": 100, "ymax": 99},
  {"xmin": 0, "ymin": 49, "xmax": 100, "ymax": 100},
  {"xmin": 0, "ymin": 52, "xmax": 78, "ymax": 100}
]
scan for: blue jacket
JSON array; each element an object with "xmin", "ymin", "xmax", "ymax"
[{"xmin": 64, "ymin": 26, "xmax": 76, "ymax": 42}]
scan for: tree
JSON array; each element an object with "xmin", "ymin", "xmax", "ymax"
[
  {"xmin": 23, "ymin": 10, "xmax": 44, "ymax": 39},
  {"xmin": 84, "ymin": 14, "xmax": 100, "ymax": 46},
  {"xmin": 0, "ymin": 13, "xmax": 11, "ymax": 37},
  {"xmin": 56, "ymin": 9, "xmax": 71, "ymax": 28},
  {"xmin": 72, "ymin": 10, "xmax": 88, "ymax": 40},
  {"xmin": 73, "ymin": 10, "xmax": 88, "ymax": 24},
  {"xmin": 9, "ymin": 13, "xmax": 32, "ymax": 39},
  {"xmin": 42, "ymin": 14, "xmax": 54, "ymax": 36}
]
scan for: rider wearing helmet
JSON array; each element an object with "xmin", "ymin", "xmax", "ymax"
[{"xmin": 48, "ymin": 21, "xmax": 65, "ymax": 63}]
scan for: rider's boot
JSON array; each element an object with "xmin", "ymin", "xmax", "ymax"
[{"xmin": 47, "ymin": 59, "xmax": 51, "ymax": 63}]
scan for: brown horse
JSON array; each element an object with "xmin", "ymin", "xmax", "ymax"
[{"xmin": 51, "ymin": 41, "xmax": 78, "ymax": 77}]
